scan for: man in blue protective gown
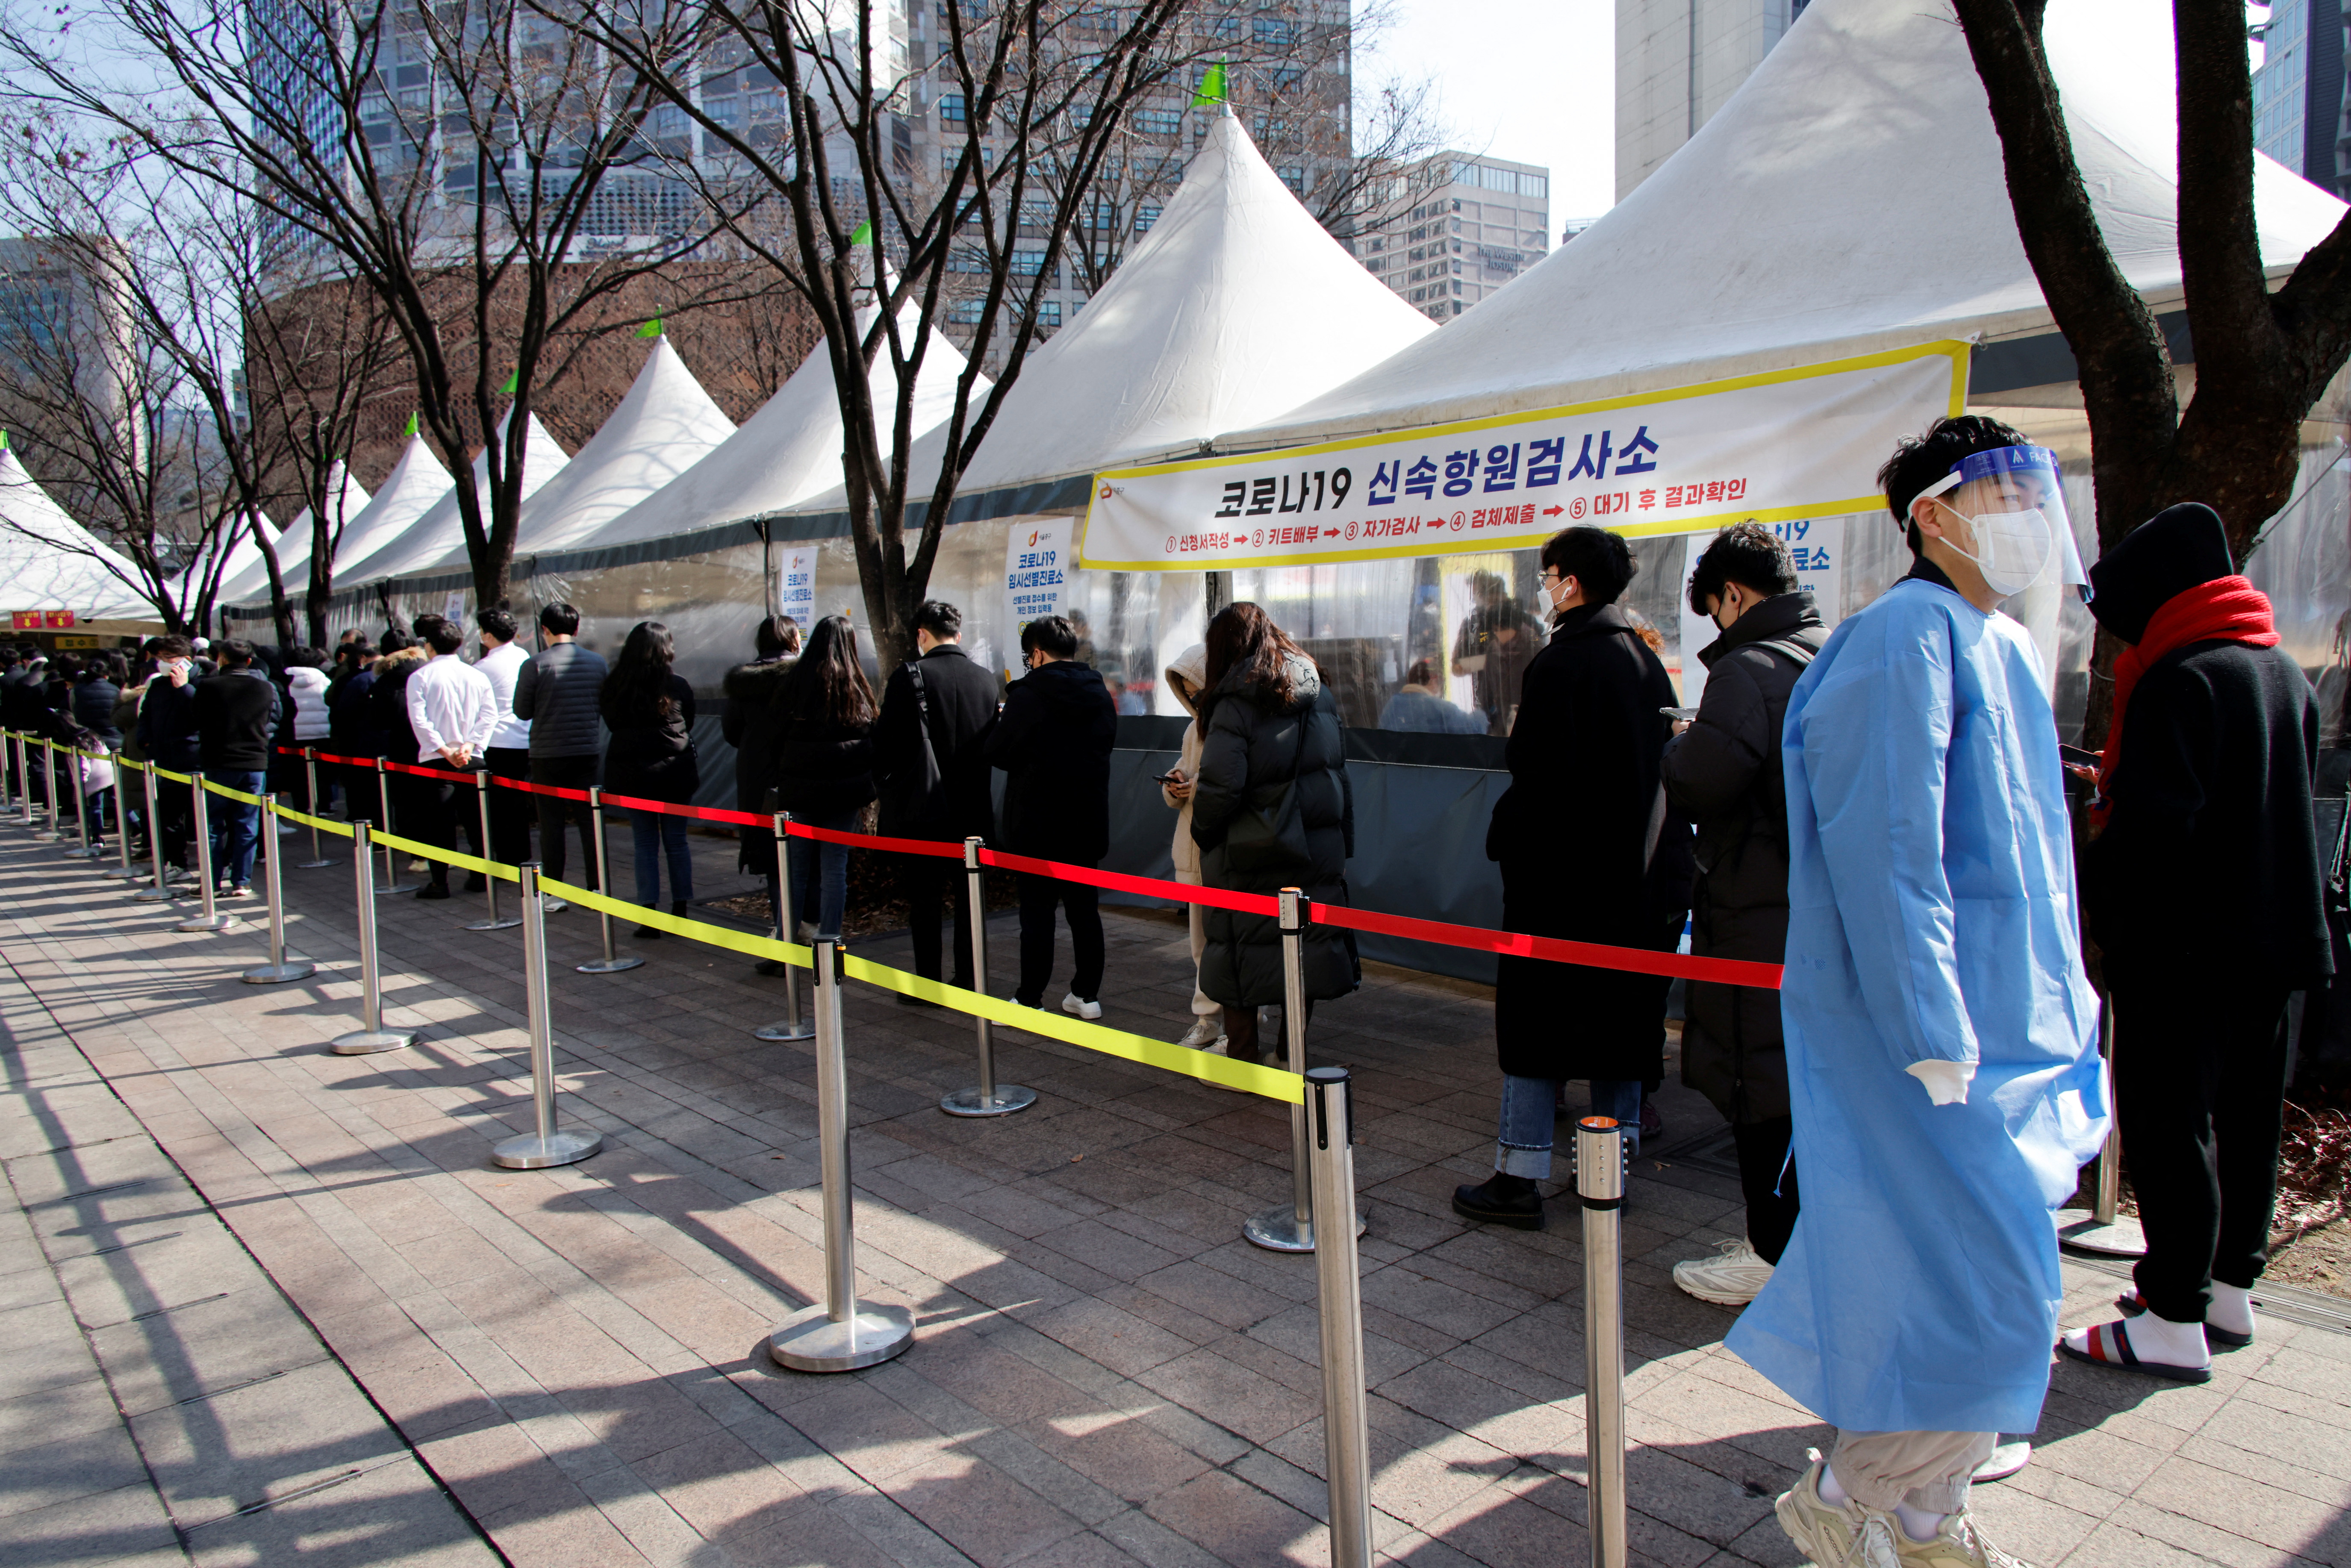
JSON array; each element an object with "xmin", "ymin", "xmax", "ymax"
[{"xmin": 1728, "ymin": 415, "xmax": 2108, "ymax": 1568}]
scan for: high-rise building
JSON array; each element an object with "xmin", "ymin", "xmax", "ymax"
[
  {"xmin": 2254, "ymin": 0, "xmax": 2348, "ymax": 200},
  {"xmin": 1615, "ymin": 0, "xmax": 1810, "ymax": 203},
  {"xmin": 1353, "ymin": 154, "xmax": 1550, "ymax": 323}
]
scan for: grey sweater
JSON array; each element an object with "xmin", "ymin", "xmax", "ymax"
[{"xmin": 512, "ymin": 641, "xmax": 609, "ymax": 759}]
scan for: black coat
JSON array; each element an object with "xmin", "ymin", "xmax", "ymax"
[
  {"xmin": 328, "ymin": 666, "xmax": 383, "ymax": 759},
  {"xmin": 986, "ymin": 659, "xmax": 1115, "ymax": 863},
  {"xmin": 137, "ymin": 677, "xmax": 201, "ymax": 773},
  {"xmin": 1659, "ymin": 592, "xmax": 1824, "ymax": 1123},
  {"xmin": 1189, "ymin": 654, "xmax": 1355, "ymax": 1008},
  {"xmin": 367, "ymin": 648, "xmax": 430, "ymax": 765},
  {"xmin": 602, "ymin": 674, "xmax": 701, "ymax": 803},
  {"xmin": 875, "ymin": 644, "xmax": 1001, "ymax": 842},
  {"xmin": 193, "ymin": 669, "xmax": 280, "ymax": 774},
  {"xmin": 722, "ymin": 655, "xmax": 795, "ymax": 872},
  {"xmin": 772, "ymin": 706, "xmax": 875, "ymax": 819},
  {"xmin": 73, "ymin": 678, "xmax": 121, "ymax": 744},
  {"xmin": 1488, "ymin": 602, "xmax": 1694, "ymax": 1082}
]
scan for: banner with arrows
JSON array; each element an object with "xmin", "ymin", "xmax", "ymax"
[{"xmin": 1077, "ymin": 341, "xmax": 1965, "ymax": 572}]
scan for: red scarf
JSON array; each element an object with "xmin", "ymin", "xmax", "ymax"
[{"xmin": 2093, "ymin": 575, "xmax": 2276, "ymax": 827}]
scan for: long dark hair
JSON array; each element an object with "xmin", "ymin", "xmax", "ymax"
[
  {"xmin": 777, "ymin": 614, "xmax": 875, "ymax": 730},
  {"xmin": 1203, "ymin": 602, "xmax": 1310, "ymax": 712},
  {"xmin": 601, "ymin": 621, "xmax": 680, "ymax": 725}
]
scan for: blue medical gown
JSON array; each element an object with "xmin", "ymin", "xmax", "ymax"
[{"xmin": 1724, "ymin": 580, "xmax": 2108, "ymax": 1435}]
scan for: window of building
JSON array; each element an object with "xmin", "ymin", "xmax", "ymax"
[
  {"xmin": 1010, "ymin": 248, "xmax": 1048, "ymax": 275},
  {"xmin": 947, "ymin": 299, "xmax": 984, "ymax": 325},
  {"xmin": 1034, "ymin": 299, "xmax": 1061, "ymax": 327},
  {"xmin": 939, "ymin": 93, "xmax": 966, "ymax": 123},
  {"xmin": 1277, "ymin": 165, "xmax": 1305, "ymax": 195},
  {"xmin": 1133, "ymin": 107, "xmax": 1184, "ymax": 136},
  {"xmin": 1252, "ymin": 16, "xmax": 1293, "ymax": 45},
  {"xmin": 1135, "ymin": 202, "xmax": 1161, "ymax": 231},
  {"xmin": 1518, "ymin": 171, "xmax": 1547, "ymax": 199}
]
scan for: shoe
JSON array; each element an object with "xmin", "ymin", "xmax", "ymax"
[
  {"xmin": 754, "ymin": 957, "xmax": 789, "ymax": 977},
  {"xmin": 414, "ymin": 882, "xmax": 451, "ymax": 900},
  {"xmin": 897, "ymin": 991, "xmax": 943, "ymax": 1009},
  {"xmin": 633, "ymin": 906, "xmax": 663, "ymax": 939},
  {"xmin": 464, "ymin": 873, "xmax": 487, "ymax": 893},
  {"xmin": 1774, "ymin": 1455, "xmax": 1866, "ymax": 1568},
  {"xmin": 1452, "ymin": 1172, "xmax": 1545, "ymax": 1230},
  {"xmin": 221, "ymin": 884, "xmax": 253, "ymax": 900},
  {"xmin": 1061, "ymin": 993, "xmax": 1102, "ymax": 1021},
  {"xmin": 947, "ymin": 974, "xmax": 974, "ymax": 991},
  {"xmin": 2057, "ymin": 1318, "xmax": 2212, "ymax": 1383},
  {"xmin": 795, "ymin": 920, "xmax": 817, "ymax": 944},
  {"xmin": 165, "ymin": 865, "xmax": 196, "ymax": 883},
  {"xmin": 1880, "ymin": 1506, "xmax": 2033, "ymax": 1566},
  {"xmin": 1673, "ymin": 1239, "xmax": 1774, "ymax": 1306},
  {"xmin": 2115, "ymin": 1288, "xmax": 2253, "ymax": 1349},
  {"xmin": 1176, "ymin": 1016, "xmax": 1223, "ymax": 1050},
  {"xmin": 542, "ymin": 897, "xmax": 568, "ymax": 914},
  {"xmin": 1640, "ymin": 1099, "xmax": 1665, "ymax": 1141},
  {"xmin": 1196, "ymin": 1038, "xmax": 1248, "ymax": 1091},
  {"xmin": 406, "ymin": 857, "xmax": 428, "ymax": 872}
]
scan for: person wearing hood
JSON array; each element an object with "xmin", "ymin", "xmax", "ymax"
[
  {"xmin": 722, "ymin": 615, "xmax": 799, "ymax": 971},
  {"xmin": 875, "ymin": 601, "xmax": 1001, "ymax": 997},
  {"xmin": 2058, "ymin": 502, "xmax": 2331, "ymax": 1384},
  {"xmin": 1187, "ymin": 604, "xmax": 1355, "ymax": 1064},
  {"xmin": 1159, "ymin": 644, "xmax": 1223, "ymax": 1052},
  {"xmin": 367, "ymin": 627, "xmax": 435, "ymax": 843},
  {"xmin": 1659, "ymin": 523, "xmax": 1826, "ymax": 1307},
  {"xmin": 986, "ymin": 614, "xmax": 1117, "ymax": 1017},
  {"xmin": 1454, "ymin": 527, "xmax": 1692, "ymax": 1233}
]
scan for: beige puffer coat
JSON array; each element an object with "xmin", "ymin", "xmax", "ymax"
[{"xmin": 1161, "ymin": 644, "xmax": 1207, "ymax": 877}]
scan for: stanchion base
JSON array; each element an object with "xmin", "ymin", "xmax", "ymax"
[
  {"xmin": 2056, "ymin": 1209, "xmax": 2148, "ymax": 1258},
  {"xmin": 1243, "ymin": 1202, "xmax": 1368, "ymax": 1253},
  {"xmin": 30, "ymin": 831, "xmax": 59, "ymax": 841},
  {"xmin": 577, "ymin": 956, "xmax": 647, "ymax": 974},
  {"xmin": 464, "ymin": 916, "xmax": 524, "ymax": 932},
  {"xmin": 941, "ymin": 1084, "xmax": 1038, "ymax": 1117},
  {"xmin": 63, "ymin": 846, "xmax": 104, "ymax": 859},
  {"xmin": 242, "ymin": 960, "xmax": 318, "ymax": 985},
  {"xmin": 172, "ymin": 913, "xmax": 236, "ymax": 933},
  {"xmin": 492, "ymin": 1127, "xmax": 603, "ymax": 1169},
  {"xmin": 105, "ymin": 865, "xmax": 146, "ymax": 880},
  {"xmin": 128, "ymin": 886, "xmax": 177, "ymax": 903},
  {"xmin": 1974, "ymin": 1440, "xmax": 2031, "ymax": 1483},
  {"xmin": 752, "ymin": 1018, "xmax": 815, "ymax": 1041},
  {"xmin": 293, "ymin": 859, "xmax": 336, "ymax": 870},
  {"xmin": 376, "ymin": 883, "xmax": 425, "ymax": 896},
  {"xmin": 768, "ymin": 1301, "xmax": 914, "ymax": 1372},
  {"xmin": 330, "ymin": 1028, "xmax": 416, "ymax": 1055}
]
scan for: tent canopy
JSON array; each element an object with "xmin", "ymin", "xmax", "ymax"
[
  {"xmin": 1224, "ymin": 0, "xmax": 2349, "ymax": 454},
  {"xmin": 217, "ymin": 461, "xmax": 372, "ymax": 609},
  {"xmin": 338, "ymin": 415, "xmax": 569, "ymax": 585},
  {"xmin": 309, "ymin": 437, "xmax": 454, "ymax": 596},
  {"xmin": 0, "ymin": 448, "xmax": 150, "ymax": 620}
]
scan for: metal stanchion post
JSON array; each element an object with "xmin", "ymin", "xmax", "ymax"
[
  {"xmin": 574, "ymin": 787, "xmax": 644, "ymax": 974},
  {"xmin": 107, "ymin": 759, "xmax": 139, "ymax": 879},
  {"xmin": 295, "ymin": 748, "xmax": 333, "ymax": 868},
  {"xmin": 129, "ymin": 765, "xmax": 174, "ymax": 903},
  {"xmin": 1306, "ymin": 1066, "xmax": 1371, "ymax": 1568},
  {"xmin": 33, "ymin": 741, "xmax": 60, "ymax": 840},
  {"xmin": 465, "ymin": 770, "xmax": 519, "ymax": 932},
  {"xmin": 242, "ymin": 803, "xmax": 315, "ymax": 985},
  {"xmin": 374, "ymin": 757, "xmax": 421, "ymax": 894},
  {"xmin": 13, "ymin": 731, "xmax": 32, "ymax": 824},
  {"xmin": 2059, "ymin": 994, "xmax": 2146, "ymax": 1256},
  {"xmin": 493, "ymin": 863, "xmax": 604, "ymax": 1168},
  {"xmin": 1576, "ymin": 1116, "xmax": 1629, "ymax": 1568},
  {"xmin": 1246, "ymin": 888, "xmax": 1364, "ymax": 1252},
  {"xmin": 752, "ymin": 812, "xmax": 813, "ymax": 1039},
  {"xmin": 942, "ymin": 836, "xmax": 1033, "ymax": 1115},
  {"xmin": 769, "ymin": 939, "xmax": 914, "ymax": 1371},
  {"xmin": 0, "ymin": 729, "xmax": 12, "ymax": 815},
  {"xmin": 332, "ymin": 821, "xmax": 417, "ymax": 1054},
  {"xmin": 173, "ymin": 776, "xmax": 235, "ymax": 933}
]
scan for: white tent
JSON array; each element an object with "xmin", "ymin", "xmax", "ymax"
[
  {"xmin": 579, "ymin": 306, "xmax": 980, "ymax": 551},
  {"xmin": 1223, "ymin": 0, "xmax": 2347, "ymax": 453},
  {"xmin": 217, "ymin": 462, "xmax": 372, "ymax": 609},
  {"xmin": 0, "ymin": 448, "xmax": 150, "ymax": 620},
  {"xmin": 203, "ymin": 513, "xmax": 278, "ymax": 606},
  {"xmin": 470, "ymin": 338, "xmax": 735, "ymax": 558},
  {"xmin": 317, "ymin": 437, "xmax": 454, "ymax": 590},
  {"xmin": 338, "ymin": 414, "xmax": 569, "ymax": 585}
]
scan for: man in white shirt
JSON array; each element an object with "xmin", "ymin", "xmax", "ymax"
[
  {"xmin": 474, "ymin": 608, "xmax": 533, "ymax": 870},
  {"xmin": 404, "ymin": 617, "xmax": 499, "ymax": 900}
]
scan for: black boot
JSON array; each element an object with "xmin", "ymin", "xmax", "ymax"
[
  {"xmin": 633, "ymin": 901, "xmax": 664, "ymax": 939},
  {"xmin": 1453, "ymin": 1172, "xmax": 1545, "ymax": 1230}
]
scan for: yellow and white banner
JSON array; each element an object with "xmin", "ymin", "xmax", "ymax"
[{"xmin": 1078, "ymin": 342, "xmax": 1968, "ymax": 571}]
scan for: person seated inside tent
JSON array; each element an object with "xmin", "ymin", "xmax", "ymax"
[{"xmin": 1378, "ymin": 659, "xmax": 1487, "ymax": 734}]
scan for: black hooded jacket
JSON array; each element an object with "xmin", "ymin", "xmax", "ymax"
[{"xmin": 985, "ymin": 658, "xmax": 1115, "ymax": 863}]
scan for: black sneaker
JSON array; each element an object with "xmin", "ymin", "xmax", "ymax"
[
  {"xmin": 1452, "ymin": 1173, "xmax": 1546, "ymax": 1230},
  {"xmin": 414, "ymin": 882, "xmax": 451, "ymax": 900},
  {"xmin": 464, "ymin": 873, "xmax": 488, "ymax": 893}
]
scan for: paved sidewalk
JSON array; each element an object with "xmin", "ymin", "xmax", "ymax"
[{"xmin": 1, "ymin": 821, "xmax": 2348, "ymax": 1566}]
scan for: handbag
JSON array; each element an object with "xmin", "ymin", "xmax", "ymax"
[{"xmin": 1220, "ymin": 701, "xmax": 1317, "ymax": 875}]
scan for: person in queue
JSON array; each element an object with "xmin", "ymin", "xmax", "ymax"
[
  {"xmin": 136, "ymin": 635, "xmax": 202, "ymax": 882},
  {"xmin": 368, "ymin": 618, "xmax": 434, "ymax": 869},
  {"xmin": 722, "ymin": 615, "xmax": 799, "ymax": 973},
  {"xmin": 326, "ymin": 636, "xmax": 383, "ymax": 825},
  {"xmin": 1186, "ymin": 604, "xmax": 1356, "ymax": 1067},
  {"xmin": 1158, "ymin": 643, "xmax": 1224, "ymax": 1052},
  {"xmin": 986, "ymin": 614, "xmax": 1116, "ymax": 1018},
  {"xmin": 1377, "ymin": 657, "xmax": 1488, "ymax": 735},
  {"xmin": 1659, "ymin": 523, "xmax": 1825, "ymax": 1306},
  {"xmin": 406, "ymin": 616, "xmax": 500, "ymax": 902},
  {"xmin": 1730, "ymin": 416, "xmax": 2105, "ymax": 1568},
  {"xmin": 875, "ymin": 600, "xmax": 1001, "ymax": 1001},
  {"xmin": 600, "ymin": 621, "xmax": 700, "ymax": 936},
  {"xmin": 1452, "ymin": 528, "xmax": 1689, "ymax": 1231},
  {"xmin": 191, "ymin": 638, "xmax": 281, "ymax": 897},
  {"xmin": 474, "ymin": 609, "xmax": 534, "ymax": 872},
  {"xmin": 770, "ymin": 614, "xmax": 876, "ymax": 943},
  {"xmin": 272, "ymin": 647, "xmax": 331, "ymax": 816},
  {"xmin": 2058, "ymin": 503, "xmax": 2330, "ymax": 1380},
  {"xmin": 512, "ymin": 602, "xmax": 607, "ymax": 908}
]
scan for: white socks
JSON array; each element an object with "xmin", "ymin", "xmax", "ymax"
[
  {"xmin": 2124, "ymin": 1309, "xmax": 2212, "ymax": 1369},
  {"xmin": 1818, "ymin": 1462, "xmax": 1850, "ymax": 1506},
  {"xmin": 2210, "ymin": 1281, "xmax": 2255, "ymax": 1338},
  {"xmin": 1822, "ymin": 1462, "xmax": 1947, "ymax": 1545}
]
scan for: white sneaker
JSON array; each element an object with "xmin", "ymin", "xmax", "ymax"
[
  {"xmin": 541, "ymin": 897, "xmax": 568, "ymax": 914},
  {"xmin": 1673, "ymin": 1239, "xmax": 1774, "ymax": 1306},
  {"xmin": 795, "ymin": 920, "xmax": 817, "ymax": 944},
  {"xmin": 1176, "ymin": 1016, "xmax": 1222, "ymax": 1049},
  {"xmin": 1061, "ymin": 993, "xmax": 1102, "ymax": 1021}
]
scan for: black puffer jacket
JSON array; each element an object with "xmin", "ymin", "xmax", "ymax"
[
  {"xmin": 603, "ymin": 674, "xmax": 701, "ymax": 804},
  {"xmin": 986, "ymin": 659, "xmax": 1116, "ymax": 863},
  {"xmin": 1190, "ymin": 653, "xmax": 1355, "ymax": 1009},
  {"xmin": 722, "ymin": 655, "xmax": 795, "ymax": 871},
  {"xmin": 1660, "ymin": 591, "xmax": 1825, "ymax": 1124},
  {"xmin": 772, "ymin": 709, "xmax": 875, "ymax": 818}
]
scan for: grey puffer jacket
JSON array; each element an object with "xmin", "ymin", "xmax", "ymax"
[
  {"xmin": 513, "ymin": 641, "xmax": 608, "ymax": 759},
  {"xmin": 1659, "ymin": 590, "xmax": 1825, "ymax": 1124},
  {"xmin": 1190, "ymin": 653, "xmax": 1355, "ymax": 1009}
]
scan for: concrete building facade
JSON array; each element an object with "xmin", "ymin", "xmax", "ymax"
[
  {"xmin": 2254, "ymin": 0, "xmax": 2348, "ymax": 200},
  {"xmin": 1615, "ymin": 0, "xmax": 1809, "ymax": 202},
  {"xmin": 1354, "ymin": 154, "xmax": 1550, "ymax": 324}
]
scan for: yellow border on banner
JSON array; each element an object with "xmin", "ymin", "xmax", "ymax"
[
  {"xmin": 1078, "ymin": 338, "xmax": 1972, "ymax": 569},
  {"xmin": 544, "ymin": 877, "xmax": 811, "ymax": 968}
]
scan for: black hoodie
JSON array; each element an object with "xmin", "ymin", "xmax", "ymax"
[{"xmin": 986, "ymin": 658, "xmax": 1116, "ymax": 862}]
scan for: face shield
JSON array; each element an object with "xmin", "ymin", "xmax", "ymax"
[{"xmin": 1914, "ymin": 444, "xmax": 2087, "ymax": 598}]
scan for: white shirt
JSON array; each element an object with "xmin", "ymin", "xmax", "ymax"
[
  {"xmin": 406, "ymin": 652, "xmax": 499, "ymax": 761},
  {"xmin": 474, "ymin": 641, "xmax": 531, "ymax": 750}
]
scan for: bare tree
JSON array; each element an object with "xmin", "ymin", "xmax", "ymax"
[{"xmin": 1953, "ymin": 0, "xmax": 2351, "ymax": 742}]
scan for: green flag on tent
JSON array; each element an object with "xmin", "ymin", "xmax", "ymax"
[
  {"xmin": 500, "ymin": 368, "xmax": 519, "ymax": 397},
  {"xmin": 636, "ymin": 317, "xmax": 664, "ymax": 338},
  {"xmin": 1190, "ymin": 62, "xmax": 1226, "ymax": 106},
  {"xmin": 401, "ymin": 412, "xmax": 419, "ymax": 437},
  {"xmin": 849, "ymin": 219, "xmax": 873, "ymax": 246}
]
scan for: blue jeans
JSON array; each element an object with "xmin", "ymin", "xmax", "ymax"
[
  {"xmin": 210, "ymin": 769, "xmax": 267, "ymax": 888},
  {"xmin": 1495, "ymin": 1074, "xmax": 1643, "ymax": 1177},
  {"xmin": 785, "ymin": 807, "xmax": 859, "ymax": 939},
  {"xmin": 630, "ymin": 812, "xmax": 692, "ymax": 906}
]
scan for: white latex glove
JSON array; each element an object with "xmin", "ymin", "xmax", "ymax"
[{"xmin": 1906, "ymin": 1059, "xmax": 1974, "ymax": 1106}]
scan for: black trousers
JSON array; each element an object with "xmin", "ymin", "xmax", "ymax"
[
  {"xmin": 2114, "ymin": 977, "xmax": 2293, "ymax": 1324},
  {"xmin": 1732, "ymin": 1115, "xmax": 1802, "ymax": 1265},
  {"xmin": 901, "ymin": 854, "xmax": 974, "ymax": 986},
  {"xmin": 1015, "ymin": 871, "xmax": 1103, "ymax": 1006},
  {"xmin": 406, "ymin": 758, "xmax": 475, "ymax": 886},
  {"xmin": 484, "ymin": 747, "xmax": 532, "ymax": 868},
  {"xmin": 156, "ymin": 778, "xmax": 193, "ymax": 870},
  {"xmin": 530, "ymin": 754, "xmax": 599, "ymax": 890}
]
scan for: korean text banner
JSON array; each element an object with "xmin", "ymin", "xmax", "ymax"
[{"xmin": 1078, "ymin": 341, "xmax": 1968, "ymax": 571}]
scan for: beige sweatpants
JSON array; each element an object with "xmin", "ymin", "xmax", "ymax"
[
  {"xmin": 1830, "ymin": 1429, "xmax": 1996, "ymax": 1515},
  {"xmin": 1179, "ymin": 870, "xmax": 1218, "ymax": 1018}
]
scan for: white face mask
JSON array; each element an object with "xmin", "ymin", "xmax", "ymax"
[{"xmin": 1933, "ymin": 499, "xmax": 2056, "ymax": 598}]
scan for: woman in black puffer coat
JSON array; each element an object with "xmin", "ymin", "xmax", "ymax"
[
  {"xmin": 769, "ymin": 615, "xmax": 875, "ymax": 941},
  {"xmin": 1188, "ymin": 603, "xmax": 1355, "ymax": 1066}
]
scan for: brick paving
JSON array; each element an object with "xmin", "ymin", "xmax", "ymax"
[{"xmin": 1, "ymin": 813, "xmax": 2348, "ymax": 1566}]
